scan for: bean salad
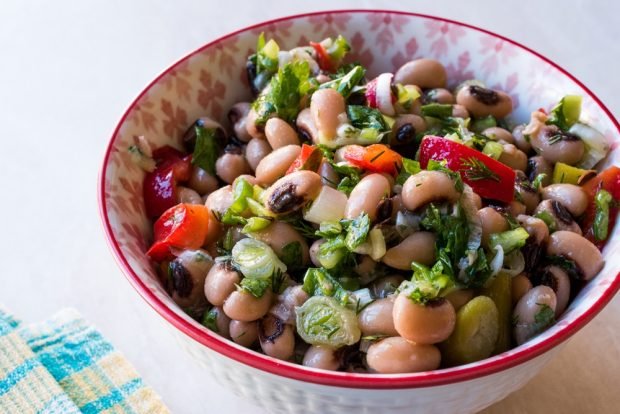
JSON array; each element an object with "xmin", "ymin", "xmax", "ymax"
[{"xmin": 135, "ymin": 34, "xmax": 619, "ymax": 373}]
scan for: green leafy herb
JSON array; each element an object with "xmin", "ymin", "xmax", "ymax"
[
  {"xmin": 239, "ymin": 277, "xmax": 271, "ymax": 298},
  {"xmin": 346, "ymin": 105, "xmax": 389, "ymax": 132},
  {"xmin": 231, "ymin": 238, "xmax": 286, "ymax": 280},
  {"xmin": 531, "ymin": 173, "xmax": 547, "ymax": 191},
  {"xmin": 216, "ymin": 228, "xmax": 235, "ymax": 255},
  {"xmin": 532, "ymin": 303, "xmax": 555, "ymax": 332},
  {"xmin": 342, "ymin": 213, "xmax": 371, "ymax": 250},
  {"xmin": 326, "ymin": 35, "xmax": 351, "ymax": 62},
  {"xmin": 280, "ymin": 241, "xmax": 303, "ymax": 270},
  {"xmin": 329, "ymin": 161, "xmax": 362, "ymax": 195},
  {"xmin": 295, "ymin": 296, "xmax": 361, "ymax": 348},
  {"xmin": 191, "ymin": 124, "xmax": 219, "ymax": 174},
  {"xmin": 593, "ymin": 189, "xmax": 612, "ymax": 240},
  {"xmin": 253, "ymin": 61, "xmax": 315, "ymax": 126},
  {"xmin": 488, "ymin": 227, "xmax": 530, "ymax": 255},
  {"xmin": 545, "ymin": 255, "xmax": 582, "ymax": 280},
  {"xmin": 460, "ymin": 248, "xmax": 491, "ymax": 287},
  {"xmin": 395, "ymin": 157, "xmax": 422, "ymax": 185},
  {"xmin": 401, "ymin": 261, "xmax": 453, "ymax": 304},
  {"xmin": 302, "ymin": 267, "xmax": 351, "ymax": 306},
  {"xmin": 319, "ymin": 65, "xmax": 365, "ymax": 98},
  {"xmin": 315, "ymin": 221, "xmax": 343, "ymax": 238},
  {"xmin": 421, "ymin": 103, "xmax": 453, "ymax": 118},
  {"xmin": 460, "ymin": 157, "xmax": 500, "ymax": 182},
  {"xmin": 201, "ymin": 308, "xmax": 219, "ymax": 332}
]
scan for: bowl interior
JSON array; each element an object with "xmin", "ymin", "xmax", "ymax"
[{"xmin": 101, "ymin": 10, "xmax": 620, "ymax": 387}]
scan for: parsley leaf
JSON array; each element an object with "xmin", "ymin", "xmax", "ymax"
[
  {"xmin": 280, "ymin": 241, "xmax": 303, "ymax": 270},
  {"xmin": 319, "ymin": 65, "xmax": 366, "ymax": 98},
  {"xmin": 201, "ymin": 308, "xmax": 219, "ymax": 332},
  {"xmin": 346, "ymin": 105, "xmax": 389, "ymax": 132},
  {"xmin": 395, "ymin": 157, "xmax": 422, "ymax": 185},
  {"xmin": 302, "ymin": 267, "xmax": 351, "ymax": 306},
  {"xmin": 191, "ymin": 124, "xmax": 219, "ymax": 174},
  {"xmin": 239, "ymin": 277, "xmax": 271, "ymax": 298},
  {"xmin": 532, "ymin": 303, "xmax": 555, "ymax": 332},
  {"xmin": 253, "ymin": 61, "xmax": 315, "ymax": 126},
  {"xmin": 342, "ymin": 213, "xmax": 371, "ymax": 251},
  {"xmin": 401, "ymin": 261, "xmax": 453, "ymax": 304}
]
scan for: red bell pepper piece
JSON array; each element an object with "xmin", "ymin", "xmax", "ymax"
[
  {"xmin": 342, "ymin": 144, "xmax": 403, "ymax": 176},
  {"xmin": 419, "ymin": 136, "xmax": 516, "ymax": 203},
  {"xmin": 146, "ymin": 203, "xmax": 210, "ymax": 262},
  {"xmin": 580, "ymin": 166, "xmax": 620, "ymax": 249},
  {"xmin": 286, "ymin": 144, "xmax": 323, "ymax": 174},
  {"xmin": 310, "ymin": 42, "xmax": 336, "ymax": 72},
  {"xmin": 143, "ymin": 146, "xmax": 191, "ymax": 218}
]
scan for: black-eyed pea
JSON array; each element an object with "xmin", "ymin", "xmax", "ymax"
[
  {"xmin": 482, "ymin": 127, "xmax": 514, "ymax": 144},
  {"xmin": 228, "ymin": 102, "xmax": 253, "ymax": 142},
  {"xmin": 456, "ymin": 85, "xmax": 512, "ymax": 118},
  {"xmin": 255, "ymin": 145, "xmax": 302, "ymax": 186},
  {"xmin": 370, "ymin": 275, "xmax": 405, "ymax": 299},
  {"xmin": 358, "ymin": 298, "xmax": 398, "ymax": 337},
  {"xmin": 259, "ymin": 315, "xmax": 295, "ymax": 361},
  {"xmin": 345, "ymin": 173, "xmax": 391, "ymax": 221},
  {"xmin": 263, "ymin": 170, "xmax": 322, "ymax": 215},
  {"xmin": 204, "ymin": 261, "xmax": 241, "ymax": 306},
  {"xmin": 382, "ymin": 232, "xmax": 436, "ymax": 270},
  {"xmin": 296, "ymin": 108, "xmax": 319, "ymax": 144},
  {"xmin": 229, "ymin": 320, "xmax": 259, "ymax": 347},
  {"xmin": 530, "ymin": 125, "xmax": 585, "ymax": 165},
  {"xmin": 477, "ymin": 207, "xmax": 509, "ymax": 248},
  {"xmin": 311, "ymin": 88, "xmax": 345, "ymax": 142},
  {"xmin": 394, "ymin": 58, "xmax": 447, "ymax": 88},
  {"xmin": 513, "ymin": 286, "xmax": 557, "ymax": 345},
  {"xmin": 223, "ymin": 289, "xmax": 273, "ymax": 322},
  {"xmin": 245, "ymin": 138, "xmax": 272, "ymax": 172},
  {"xmin": 539, "ymin": 266, "xmax": 571, "ymax": 318},
  {"xmin": 526, "ymin": 156, "xmax": 553, "ymax": 186},
  {"xmin": 511, "ymin": 273, "xmax": 533, "ymax": 306},
  {"xmin": 390, "ymin": 114, "xmax": 427, "ymax": 146},
  {"xmin": 541, "ymin": 184, "xmax": 588, "ymax": 217},
  {"xmin": 265, "ymin": 117, "xmax": 300, "ymax": 149},
  {"xmin": 215, "ymin": 152, "xmax": 251, "ymax": 184},
  {"xmin": 444, "ymin": 289, "xmax": 475, "ymax": 312},
  {"xmin": 176, "ymin": 186, "xmax": 203, "ymax": 205},
  {"xmin": 534, "ymin": 200, "xmax": 582, "ymax": 235},
  {"xmin": 366, "ymin": 337, "xmax": 441, "ymax": 374},
  {"xmin": 424, "ymin": 88, "xmax": 454, "ymax": 104},
  {"xmin": 302, "ymin": 345, "xmax": 341, "ymax": 371},
  {"xmin": 169, "ymin": 249, "xmax": 213, "ymax": 311},
  {"xmin": 546, "ymin": 231, "xmax": 604, "ymax": 281},
  {"xmin": 392, "ymin": 294, "xmax": 456, "ymax": 344},
  {"xmin": 498, "ymin": 143, "xmax": 528, "ymax": 171},
  {"xmin": 512, "ymin": 124, "xmax": 532, "ymax": 153},
  {"xmin": 250, "ymin": 221, "xmax": 310, "ymax": 265},
  {"xmin": 401, "ymin": 171, "xmax": 460, "ymax": 212}
]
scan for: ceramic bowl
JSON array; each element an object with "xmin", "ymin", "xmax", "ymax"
[{"xmin": 99, "ymin": 10, "xmax": 620, "ymax": 414}]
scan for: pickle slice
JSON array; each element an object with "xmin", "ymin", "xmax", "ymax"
[
  {"xmin": 482, "ymin": 273, "xmax": 512, "ymax": 354},
  {"xmin": 441, "ymin": 296, "xmax": 499, "ymax": 366}
]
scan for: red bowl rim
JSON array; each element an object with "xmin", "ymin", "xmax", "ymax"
[{"xmin": 98, "ymin": 9, "xmax": 620, "ymax": 389}]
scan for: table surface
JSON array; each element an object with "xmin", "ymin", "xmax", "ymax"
[{"xmin": 1, "ymin": 1, "xmax": 619, "ymax": 413}]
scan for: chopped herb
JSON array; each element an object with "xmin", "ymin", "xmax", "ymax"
[
  {"xmin": 535, "ymin": 211, "xmax": 557, "ymax": 232},
  {"xmin": 191, "ymin": 124, "xmax": 219, "ymax": 174},
  {"xmin": 488, "ymin": 227, "xmax": 530, "ymax": 255},
  {"xmin": 239, "ymin": 277, "xmax": 271, "ymax": 298},
  {"xmin": 342, "ymin": 213, "xmax": 371, "ymax": 251},
  {"xmin": 302, "ymin": 267, "xmax": 351, "ymax": 306},
  {"xmin": 201, "ymin": 308, "xmax": 219, "ymax": 332},
  {"xmin": 271, "ymin": 269, "xmax": 287, "ymax": 294},
  {"xmin": 319, "ymin": 65, "xmax": 366, "ymax": 98},
  {"xmin": 346, "ymin": 105, "xmax": 389, "ymax": 132},
  {"xmin": 545, "ymin": 255, "xmax": 582, "ymax": 280},
  {"xmin": 547, "ymin": 134, "xmax": 564, "ymax": 145},
  {"xmin": 427, "ymin": 159, "xmax": 464, "ymax": 192},
  {"xmin": 531, "ymin": 173, "xmax": 547, "ymax": 191},
  {"xmin": 546, "ymin": 95, "xmax": 582, "ymax": 131},
  {"xmin": 400, "ymin": 261, "xmax": 453, "ymax": 304},
  {"xmin": 216, "ymin": 228, "xmax": 235, "ymax": 255},
  {"xmin": 253, "ymin": 60, "xmax": 316, "ymax": 126},
  {"xmin": 460, "ymin": 157, "xmax": 500, "ymax": 182},
  {"xmin": 315, "ymin": 221, "xmax": 343, "ymax": 238},
  {"xmin": 280, "ymin": 241, "xmax": 303, "ymax": 270},
  {"xmin": 532, "ymin": 303, "xmax": 555, "ymax": 332}
]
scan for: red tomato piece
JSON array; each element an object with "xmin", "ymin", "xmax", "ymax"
[
  {"xmin": 580, "ymin": 166, "xmax": 620, "ymax": 249},
  {"xmin": 144, "ymin": 146, "xmax": 191, "ymax": 218},
  {"xmin": 310, "ymin": 42, "xmax": 335, "ymax": 72},
  {"xmin": 419, "ymin": 136, "xmax": 516, "ymax": 203},
  {"xmin": 342, "ymin": 144, "xmax": 403, "ymax": 176},
  {"xmin": 286, "ymin": 144, "xmax": 323, "ymax": 174},
  {"xmin": 146, "ymin": 203, "xmax": 210, "ymax": 262}
]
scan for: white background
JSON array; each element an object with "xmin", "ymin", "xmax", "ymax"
[{"xmin": 1, "ymin": 1, "xmax": 619, "ymax": 413}]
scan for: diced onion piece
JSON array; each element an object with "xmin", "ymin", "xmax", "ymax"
[
  {"xmin": 502, "ymin": 250, "xmax": 525, "ymax": 276},
  {"xmin": 304, "ymin": 185, "xmax": 348, "ymax": 224},
  {"xmin": 368, "ymin": 228, "xmax": 386, "ymax": 261},
  {"xmin": 351, "ymin": 288, "xmax": 374, "ymax": 313},
  {"xmin": 570, "ymin": 123, "xmax": 610, "ymax": 169},
  {"xmin": 489, "ymin": 245, "xmax": 504, "ymax": 277},
  {"xmin": 375, "ymin": 73, "xmax": 395, "ymax": 116}
]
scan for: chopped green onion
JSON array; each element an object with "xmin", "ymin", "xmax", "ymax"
[
  {"xmin": 535, "ymin": 211, "xmax": 557, "ymax": 232},
  {"xmin": 552, "ymin": 162, "xmax": 591, "ymax": 184},
  {"xmin": 231, "ymin": 238, "xmax": 286, "ymax": 280},
  {"xmin": 239, "ymin": 277, "xmax": 271, "ymax": 298},
  {"xmin": 547, "ymin": 95, "xmax": 581, "ymax": 130},
  {"xmin": 201, "ymin": 307, "xmax": 219, "ymax": 332},
  {"xmin": 593, "ymin": 189, "xmax": 612, "ymax": 241},
  {"xmin": 488, "ymin": 227, "xmax": 530, "ymax": 255},
  {"xmin": 296, "ymin": 296, "xmax": 361, "ymax": 348},
  {"xmin": 301, "ymin": 267, "xmax": 351, "ymax": 306},
  {"xmin": 396, "ymin": 84, "xmax": 421, "ymax": 110},
  {"xmin": 326, "ymin": 35, "xmax": 351, "ymax": 62},
  {"xmin": 242, "ymin": 217, "xmax": 273, "ymax": 233},
  {"xmin": 319, "ymin": 65, "xmax": 365, "ymax": 98},
  {"xmin": 230, "ymin": 178, "xmax": 254, "ymax": 214},
  {"xmin": 569, "ymin": 123, "xmax": 611, "ymax": 170},
  {"xmin": 421, "ymin": 103, "xmax": 453, "ymax": 118}
]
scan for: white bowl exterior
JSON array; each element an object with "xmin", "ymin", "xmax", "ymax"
[{"xmin": 102, "ymin": 11, "xmax": 620, "ymax": 413}]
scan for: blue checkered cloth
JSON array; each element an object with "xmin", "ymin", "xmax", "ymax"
[{"xmin": 0, "ymin": 307, "xmax": 169, "ymax": 414}]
